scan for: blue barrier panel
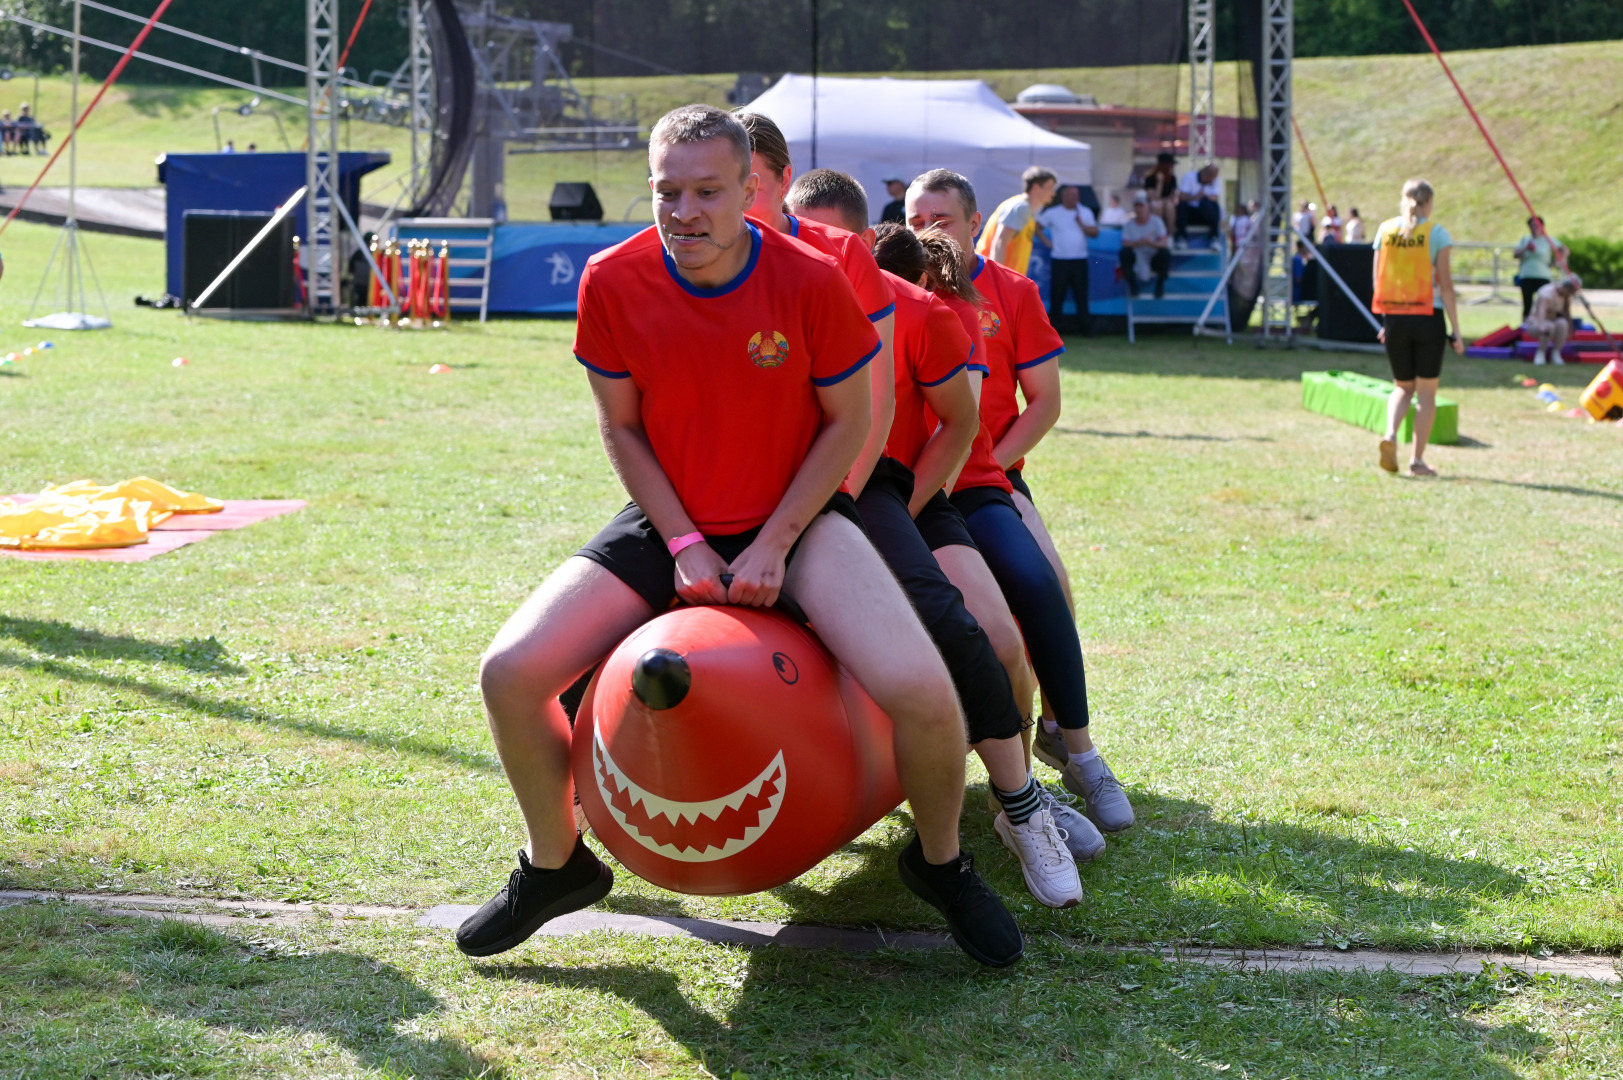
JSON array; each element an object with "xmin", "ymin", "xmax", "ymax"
[
  {"xmin": 157, "ymin": 151, "xmax": 391, "ymax": 298},
  {"xmin": 489, "ymin": 222, "xmax": 647, "ymax": 313},
  {"xmin": 1028, "ymin": 226, "xmax": 1127, "ymax": 318}
]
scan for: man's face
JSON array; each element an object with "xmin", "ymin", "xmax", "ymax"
[
  {"xmin": 1032, "ymin": 179, "xmax": 1058, "ymax": 204},
  {"xmin": 1133, "ymin": 200, "xmax": 1151, "ymax": 222},
  {"xmin": 886, "ymin": 180, "xmax": 906, "ymax": 199},
  {"xmin": 747, "ymin": 152, "xmax": 789, "ymax": 219},
  {"xmin": 650, "ymin": 137, "xmax": 757, "ymax": 276},
  {"xmin": 907, "ymin": 187, "xmax": 979, "ymax": 265},
  {"xmin": 1060, "ymin": 186, "xmax": 1079, "ymax": 208},
  {"xmin": 788, "ymin": 202, "xmax": 875, "ymax": 248}
]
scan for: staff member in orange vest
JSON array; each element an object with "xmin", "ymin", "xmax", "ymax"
[{"xmin": 1370, "ymin": 178, "xmax": 1463, "ymax": 478}]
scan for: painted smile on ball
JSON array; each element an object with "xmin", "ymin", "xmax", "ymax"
[{"xmin": 593, "ymin": 730, "xmax": 786, "ymax": 862}]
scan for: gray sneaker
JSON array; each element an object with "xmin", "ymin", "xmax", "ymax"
[
  {"xmin": 1032, "ymin": 723, "xmax": 1136, "ymax": 834},
  {"xmin": 1038, "ymin": 786, "xmax": 1105, "ymax": 862}
]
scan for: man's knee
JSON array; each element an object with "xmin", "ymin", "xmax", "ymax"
[
  {"xmin": 871, "ymin": 651, "xmax": 963, "ymax": 734},
  {"xmin": 479, "ymin": 640, "xmax": 565, "ymax": 716}
]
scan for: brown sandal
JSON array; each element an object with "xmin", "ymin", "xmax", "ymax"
[{"xmin": 1378, "ymin": 439, "xmax": 1398, "ymax": 473}]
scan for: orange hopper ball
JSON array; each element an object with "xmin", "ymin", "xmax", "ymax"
[
  {"xmin": 429, "ymin": 363, "xmax": 451, "ymax": 374},
  {"xmin": 573, "ymin": 605, "xmax": 904, "ymax": 896}
]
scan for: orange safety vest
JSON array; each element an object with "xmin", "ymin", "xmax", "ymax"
[{"xmin": 1372, "ymin": 219, "xmax": 1435, "ymax": 316}]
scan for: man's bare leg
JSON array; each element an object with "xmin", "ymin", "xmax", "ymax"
[
  {"xmin": 932, "ymin": 543, "xmax": 1036, "ymax": 721},
  {"xmin": 783, "ymin": 514, "xmax": 966, "ymax": 864},
  {"xmin": 479, "ymin": 557, "xmax": 655, "ymax": 868}
]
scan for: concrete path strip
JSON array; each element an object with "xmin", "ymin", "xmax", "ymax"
[{"xmin": 5, "ymin": 889, "xmax": 1616, "ymax": 982}]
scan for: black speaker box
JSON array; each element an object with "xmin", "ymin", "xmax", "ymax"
[
  {"xmin": 1318, "ymin": 243, "xmax": 1378, "ymax": 344},
  {"xmin": 183, "ymin": 211, "xmax": 297, "ymax": 309},
  {"xmin": 549, "ymin": 181, "xmax": 604, "ymax": 221}
]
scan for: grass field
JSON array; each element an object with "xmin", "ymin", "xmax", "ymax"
[
  {"xmin": 5, "ymin": 39, "xmax": 1619, "ymax": 241},
  {"xmin": 2, "ymin": 221, "xmax": 1622, "ymax": 1076}
]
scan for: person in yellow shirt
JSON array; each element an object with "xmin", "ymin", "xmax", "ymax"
[
  {"xmin": 1371, "ymin": 178, "xmax": 1463, "ymax": 478},
  {"xmin": 977, "ymin": 166, "xmax": 1057, "ymax": 276}
]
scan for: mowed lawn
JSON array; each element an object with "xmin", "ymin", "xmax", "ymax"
[{"xmin": 1, "ymin": 222, "xmax": 1621, "ymax": 1077}]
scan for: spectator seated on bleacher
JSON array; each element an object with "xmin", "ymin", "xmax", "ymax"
[{"xmin": 14, "ymin": 105, "xmax": 48, "ymax": 155}]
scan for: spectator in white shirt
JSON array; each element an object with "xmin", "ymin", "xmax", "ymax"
[
  {"xmin": 1294, "ymin": 200, "xmax": 1317, "ymax": 244},
  {"xmin": 1319, "ymin": 205, "xmax": 1343, "ymax": 244},
  {"xmin": 1227, "ymin": 199, "xmax": 1260, "ymax": 252},
  {"xmin": 1344, "ymin": 207, "xmax": 1366, "ymax": 244},
  {"xmin": 1038, "ymin": 184, "xmax": 1100, "ymax": 334},
  {"xmin": 1098, "ymin": 192, "xmax": 1130, "ymax": 227},
  {"xmin": 1174, "ymin": 164, "xmax": 1222, "ymax": 246},
  {"xmin": 1119, "ymin": 192, "xmax": 1171, "ymax": 298}
]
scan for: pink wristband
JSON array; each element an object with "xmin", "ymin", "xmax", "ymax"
[{"xmin": 666, "ymin": 532, "xmax": 705, "ymax": 557}]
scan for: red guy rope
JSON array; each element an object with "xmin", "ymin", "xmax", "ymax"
[
  {"xmin": 0, "ymin": 0, "xmax": 175, "ymax": 240},
  {"xmin": 1291, "ymin": 115, "xmax": 1329, "ymax": 218},
  {"xmin": 335, "ymin": 0, "xmax": 375, "ymax": 78}
]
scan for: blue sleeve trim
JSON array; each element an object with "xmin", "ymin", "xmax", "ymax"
[
  {"xmin": 967, "ymin": 362, "xmax": 991, "ymax": 375},
  {"xmin": 918, "ymin": 362, "xmax": 966, "ymax": 388},
  {"xmin": 867, "ymin": 302, "xmax": 896, "ymax": 323},
  {"xmin": 575, "ymin": 354, "xmax": 632, "ymax": 379},
  {"xmin": 811, "ymin": 339, "xmax": 881, "ymax": 387},
  {"xmin": 1015, "ymin": 345, "xmax": 1065, "ymax": 370}
]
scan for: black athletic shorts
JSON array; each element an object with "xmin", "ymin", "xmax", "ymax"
[
  {"xmin": 857, "ymin": 458, "xmax": 1022, "ymax": 743},
  {"xmin": 1005, "ymin": 468, "xmax": 1033, "ymax": 504},
  {"xmin": 576, "ymin": 492, "xmax": 865, "ymax": 613},
  {"xmin": 1383, "ymin": 310, "xmax": 1448, "ymax": 382},
  {"xmin": 914, "ymin": 489, "xmax": 978, "ymax": 552},
  {"xmin": 948, "ymin": 483, "xmax": 1021, "ymax": 521}
]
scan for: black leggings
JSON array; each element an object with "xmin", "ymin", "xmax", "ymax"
[
  {"xmin": 1520, "ymin": 276, "xmax": 1549, "ymax": 322},
  {"xmin": 953, "ymin": 488, "xmax": 1090, "ymax": 730},
  {"xmin": 858, "ymin": 460, "xmax": 1023, "ymax": 744}
]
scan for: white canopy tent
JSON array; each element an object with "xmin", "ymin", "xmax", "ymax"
[{"xmin": 744, "ymin": 74, "xmax": 1092, "ymax": 225}]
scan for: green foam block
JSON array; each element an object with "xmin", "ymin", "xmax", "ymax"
[{"xmin": 1301, "ymin": 370, "xmax": 1458, "ymax": 445}]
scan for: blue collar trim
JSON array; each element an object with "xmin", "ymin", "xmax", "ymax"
[{"xmin": 661, "ymin": 222, "xmax": 762, "ymax": 298}]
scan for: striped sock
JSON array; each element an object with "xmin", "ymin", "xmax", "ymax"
[{"xmin": 994, "ymin": 776, "xmax": 1043, "ymax": 826}]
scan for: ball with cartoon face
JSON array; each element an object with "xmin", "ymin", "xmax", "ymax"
[{"xmin": 572, "ymin": 605, "xmax": 903, "ymax": 896}]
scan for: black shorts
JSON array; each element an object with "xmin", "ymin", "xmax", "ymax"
[
  {"xmin": 576, "ymin": 492, "xmax": 865, "ymax": 613},
  {"xmin": 914, "ymin": 489, "xmax": 978, "ymax": 552},
  {"xmin": 948, "ymin": 484, "xmax": 1021, "ymax": 521},
  {"xmin": 857, "ymin": 459, "xmax": 1022, "ymax": 743},
  {"xmin": 1383, "ymin": 311, "xmax": 1448, "ymax": 382},
  {"xmin": 1005, "ymin": 468, "xmax": 1033, "ymax": 504}
]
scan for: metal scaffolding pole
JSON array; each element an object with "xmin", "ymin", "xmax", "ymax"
[
  {"xmin": 407, "ymin": 0, "xmax": 434, "ymax": 209},
  {"xmin": 305, "ymin": 0, "xmax": 341, "ymax": 316},
  {"xmin": 1259, "ymin": 0, "xmax": 1293, "ymax": 342},
  {"xmin": 1187, "ymin": 0, "xmax": 1215, "ymax": 165}
]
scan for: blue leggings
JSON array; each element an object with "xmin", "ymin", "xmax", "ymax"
[{"xmin": 955, "ymin": 491, "xmax": 1090, "ymax": 730}]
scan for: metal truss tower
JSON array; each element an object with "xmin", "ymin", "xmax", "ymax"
[
  {"xmin": 1187, "ymin": 0, "xmax": 1215, "ymax": 165},
  {"xmin": 1259, "ymin": 0, "xmax": 1294, "ymax": 340},
  {"xmin": 305, "ymin": 0, "xmax": 341, "ymax": 316},
  {"xmin": 407, "ymin": 1, "xmax": 434, "ymax": 207}
]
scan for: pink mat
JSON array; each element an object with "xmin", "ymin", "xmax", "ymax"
[{"xmin": 1, "ymin": 498, "xmax": 306, "ymax": 563}]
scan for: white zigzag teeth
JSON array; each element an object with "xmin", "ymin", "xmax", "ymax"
[{"xmin": 598, "ymin": 735, "xmax": 782, "ymax": 825}]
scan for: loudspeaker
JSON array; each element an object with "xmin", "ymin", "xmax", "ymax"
[
  {"xmin": 549, "ymin": 182, "xmax": 604, "ymax": 222},
  {"xmin": 1318, "ymin": 243, "xmax": 1378, "ymax": 344},
  {"xmin": 183, "ymin": 211, "xmax": 297, "ymax": 309}
]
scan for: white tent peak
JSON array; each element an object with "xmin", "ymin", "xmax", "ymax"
[{"xmin": 743, "ymin": 74, "xmax": 1091, "ymax": 224}]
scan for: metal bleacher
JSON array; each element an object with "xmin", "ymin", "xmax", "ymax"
[{"xmin": 1124, "ymin": 226, "xmax": 1229, "ymax": 343}]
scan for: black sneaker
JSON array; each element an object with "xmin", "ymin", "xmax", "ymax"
[
  {"xmin": 455, "ymin": 836, "xmax": 613, "ymax": 957},
  {"xmin": 897, "ymin": 833, "xmax": 1023, "ymax": 967}
]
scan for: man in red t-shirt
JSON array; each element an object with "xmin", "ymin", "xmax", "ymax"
[
  {"xmin": 789, "ymin": 172, "xmax": 1091, "ymax": 906},
  {"xmin": 907, "ymin": 169, "xmax": 1136, "ymax": 837},
  {"xmin": 458, "ymin": 108, "xmax": 1021, "ymax": 968},
  {"xmin": 735, "ymin": 112, "xmax": 896, "ymax": 497}
]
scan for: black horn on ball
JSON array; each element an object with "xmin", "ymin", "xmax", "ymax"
[{"xmin": 631, "ymin": 648, "xmax": 691, "ymax": 710}]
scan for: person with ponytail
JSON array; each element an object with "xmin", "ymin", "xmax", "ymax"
[{"xmin": 1371, "ymin": 178, "xmax": 1463, "ymax": 477}]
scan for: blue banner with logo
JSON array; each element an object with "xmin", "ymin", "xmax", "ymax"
[{"xmin": 488, "ymin": 222, "xmax": 648, "ymax": 313}]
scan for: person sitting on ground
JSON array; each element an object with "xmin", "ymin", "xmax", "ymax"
[
  {"xmin": 1174, "ymin": 163, "xmax": 1222, "ymax": 247},
  {"xmin": 1119, "ymin": 192, "xmax": 1171, "ymax": 299},
  {"xmin": 1371, "ymin": 177, "xmax": 1463, "ymax": 478},
  {"xmin": 1098, "ymin": 192, "xmax": 1129, "ymax": 227},
  {"xmin": 1038, "ymin": 183, "xmax": 1099, "ymax": 336},
  {"xmin": 976, "ymin": 166, "xmax": 1058, "ymax": 276},
  {"xmin": 1293, "ymin": 200, "xmax": 1317, "ymax": 244},
  {"xmin": 907, "ymin": 168, "xmax": 1136, "ymax": 838},
  {"xmin": 1319, "ymin": 205, "xmax": 1344, "ymax": 244},
  {"xmin": 1514, "ymin": 216, "xmax": 1568, "ymax": 322},
  {"xmin": 879, "ymin": 177, "xmax": 907, "ymax": 224},
  {"xmin": 457, "ymin": 105, "xmax": 1023, "ymax": 969},
  {"xmin": 1143, "ymin": 153, "xmax": 1178, "ymax": 235},
  {"xmin": 1524, "ymin": 274, "xmax": 1580, "ymax": 366},
  {"xmin": 1344, "ymin": 207, "xmax": 1366, "ymax": 244},
  {"xmin": 788, "ymin": 167, "xmax": 1093, "ymax": 906}
]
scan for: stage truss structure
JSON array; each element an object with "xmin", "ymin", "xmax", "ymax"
[
  {"xmin": 1259, "ymin": 0, "xmax": 1294, "ymax": 342},
  {"xmin": 1187, "ymin": 0, "xmax": 1215, "ymax": 166}
]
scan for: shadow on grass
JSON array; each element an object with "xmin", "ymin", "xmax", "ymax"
[
  {"xmin": 1054, "ymin": 426, "xmax": 1276, "ymax": 443},
  {"xmin": 0, "ymin": 643, "xmax": 497, "ymax": 772},
  {"xmin": 0, "ymin": 615, "xmax": 245, "ymax": 673},
  {"xmin": 1447, "ymin": 476, "xmax": 1623, "ymax": 503},
  {"xmin": 0, "ymin": 902, "xmax": 509, "ymax": 1079}
]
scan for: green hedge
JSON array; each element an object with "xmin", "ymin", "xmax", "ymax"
[{"xmin": 1565, "ymin": 236, "xmax": 1623, "ymax": 290}]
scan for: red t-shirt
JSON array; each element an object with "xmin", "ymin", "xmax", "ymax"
[
  {"xmin": 882, "ymin": 270, "xmax": 972, "ymax": 471},
  {"xmin": 933, "ymin": 292, "xmax": 1013, "ymax": 495},
  {"xmin": 970, "ymin": 254, "xmax": 1066, "ymax": 471},
  {"xmin": 573, "ymin": 223, "xmax": 880, "ymax": 534},
  {"xmin": 778, "ymin": 214, "xmax": 896, "ymax": 323}
]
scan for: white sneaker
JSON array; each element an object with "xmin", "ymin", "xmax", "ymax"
[
  {"xmin": 994, "ymin": 810, "xmax": 1084, "ymax": 908},
  {"xmin": 1534, "ymin": 350, "xmax": 1547, "ymax": 365},
  {"xmin": 1038, "ymin": 787, "xmax": 1106, "ymax": 862}
]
